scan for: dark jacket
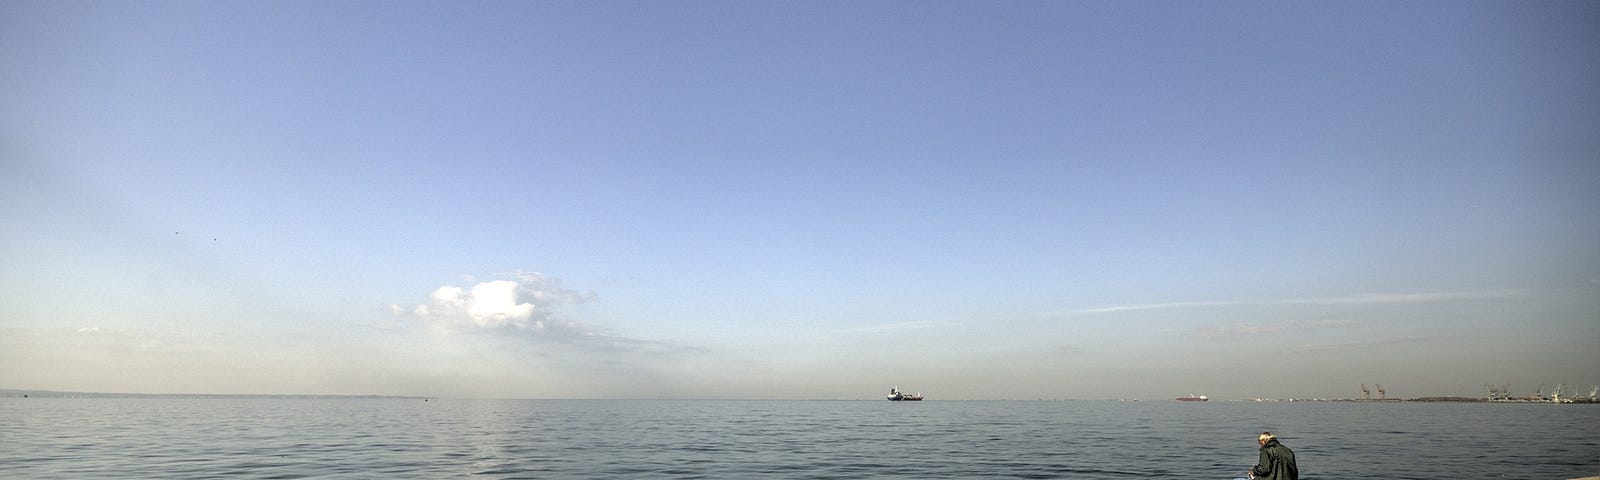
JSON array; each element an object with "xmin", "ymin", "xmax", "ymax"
[{"xmin": 1251, "ymin": 438, "xmax": 1298, "ymax": 480}]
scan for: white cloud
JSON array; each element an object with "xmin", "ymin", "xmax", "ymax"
[
  {"xmin": 393, "ymin": 272, "xmax": 596, "ymax": 335},
  {"xmin": 430, "ymin": 286, "xmax": 466, "ymax": 308},
  {"xmin": 387, "ymin": 271, "xmax": 705, "ymax": 386},
  {"xmin": 466, "ymin": 280, "xmax": 534, "ymax": 327}
]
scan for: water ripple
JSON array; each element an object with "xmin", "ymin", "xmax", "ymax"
[{"xmin": 2, "ymin": 399, "xmax": 1597, "ymax": 478}]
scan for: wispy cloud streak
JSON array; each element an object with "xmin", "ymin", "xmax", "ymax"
[
  {"xmin": 1190, "ymin": 318, "xmax": 1362, "ymax": 341},
  {"xmin": 1289, "ymin": 335, "xmax": 1450, "ymax": 353},
  {"xmin": 1049, "ymin": 289, "xmax": 1529, "ymax": 317},
  {"xmin": 826, "ymin": 319, "xmax": 952, "ymax": 335}
]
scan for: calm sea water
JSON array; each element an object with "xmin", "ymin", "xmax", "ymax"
[{"xmin": 2, "ymin": 398, "xmax": 1596, "ymax": 479}]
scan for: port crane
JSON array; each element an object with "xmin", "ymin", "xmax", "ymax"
[{"xmin": 1360, "ymin": 384, "xmax": 1371, "ymax": 401}]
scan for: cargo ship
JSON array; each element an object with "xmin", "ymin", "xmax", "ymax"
[
  {"xmin": 1175, "ymin": 395, "xmax": 1208, "ymax": 402},
  {"xmin": 887, "ymin": 386, "xmax": 924, "ymax": 401}
]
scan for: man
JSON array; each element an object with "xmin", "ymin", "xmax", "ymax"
[{"xmin": 1248, "ymin": 431, "xmax": 1298, "ymax": 480}]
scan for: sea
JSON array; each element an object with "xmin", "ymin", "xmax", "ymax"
[{"xmin": 2, "ymin": 397, "xmax": 1596, "ymax": 479}]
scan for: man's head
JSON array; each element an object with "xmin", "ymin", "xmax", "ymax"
[{"xmin": 1258, "ymin": 432, "xmax": 1276, "ymax": 446}]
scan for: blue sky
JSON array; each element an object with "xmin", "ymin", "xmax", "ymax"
[{"xmin": 3, "ymin": 1, "xmax": 1596, "ymax": 399}]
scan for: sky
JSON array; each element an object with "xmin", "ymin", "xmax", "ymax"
[{"xmin": 2, "ymin": 1, "xmax": 1596, "ymax": 400}]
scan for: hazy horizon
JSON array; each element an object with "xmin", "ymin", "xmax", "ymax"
[
  {"xmin": 0, "ymin": 386, "xmax": 1547, "ymax": 401},
  {"xmin": 4, "ymin": 1, "xmax": 1597, "ymax": 401}
]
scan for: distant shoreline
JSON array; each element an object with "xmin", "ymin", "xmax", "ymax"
[{"xmin": 0, "ymin": 388, "xmax": 422, "ymax": 400}]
